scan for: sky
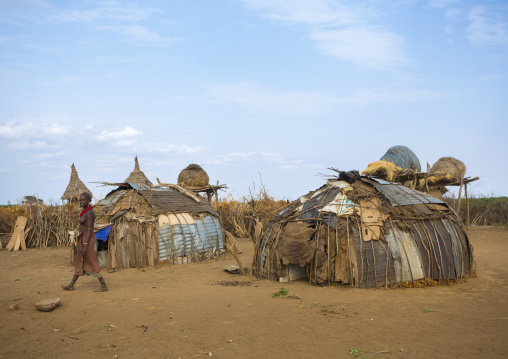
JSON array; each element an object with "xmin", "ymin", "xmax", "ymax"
[{"xmin": 0, "ymin": 0, "xmax": 507, "ymax": 204}]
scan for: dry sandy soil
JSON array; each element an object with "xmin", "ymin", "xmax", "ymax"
[{"xmin": 1, "ymin": 227, "xmax": 507, "ymax": 359}]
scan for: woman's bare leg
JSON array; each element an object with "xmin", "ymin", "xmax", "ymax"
[
  {"xmin": 95, "ymin": 276, "xmax": 109, "ymax": 292},
  {"xmin": 62, "ymin": 275, "xmax": 79, "ymax": 291}
]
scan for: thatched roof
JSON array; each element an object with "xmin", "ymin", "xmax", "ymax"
[
  {"xmin": 61, "ymin": 164, "xmax": 92, "ymax": 201},
  {"xmin": 98, "ymin": 184, "xmax": 218, "ymax": 218},
  {"xmin": 124, "ymin": 156, "xmax": 152, "ymax": 185}
]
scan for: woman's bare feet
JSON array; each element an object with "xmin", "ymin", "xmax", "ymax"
[
  {"xmin": 94, "ymin": 284, "xmax": 109, "ymax": 292},
  {"xmin": 62, "ymin": 284, "xmax": 74, "ymax": 291}
]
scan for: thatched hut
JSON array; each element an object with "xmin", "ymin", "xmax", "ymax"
[
  {"xmin": 61, "ymin": 163, "xmax": 92, "ymax": 202},
  {"xmin": 253, "ymin": 170, "xmax": 475, "ymax": 288},
  {"xmin": 124, "ymin": 156, "xmax": 152, "ymax": 185},
  {"xmin": 94, "ymin": 183, "xmax": 224, "ymax": 270}
]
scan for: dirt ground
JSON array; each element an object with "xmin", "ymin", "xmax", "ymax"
[{"xmin": 1, "ymin": 227, "xmax": 507, "ymax": 359}]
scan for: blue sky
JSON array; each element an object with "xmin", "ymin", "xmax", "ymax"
[{"xmin": 0, "ymin": 0, "xmax": 507, "ymax": 204}]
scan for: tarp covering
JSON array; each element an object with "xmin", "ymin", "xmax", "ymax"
[
  {"xmin": 95, "ymin": 225, "xmax": 111, "ymax": 241},
  {"xmin": 380, "ymin": 145, "xmax": 421, "ymax": 172}
]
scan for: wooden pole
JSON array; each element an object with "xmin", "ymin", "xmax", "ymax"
[
  {"xmin": 465, "ymin": 183, "xmax": 470, "ymax": 226},
  {"xmin": 456, "ymin": 177, "xmax": 463, "ymax": 216}
]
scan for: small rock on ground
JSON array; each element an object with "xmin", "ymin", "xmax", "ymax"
[{"xmin": 35, "ymin": 298, "xmax": 61, "ymax": 312}]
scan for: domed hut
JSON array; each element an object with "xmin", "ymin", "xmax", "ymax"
[
  {"xmin": 61, "ymin": 163, "xmax": 92, "ymax": 202},
  {"xmin": 124, "ymin": 156, "xmax": 152, "ymax": 185},
  {"xmin": 178, "ymin": 164, "xmax": 209, "ymax": 187},
  {"xmin": 253, "ymin": 170, "xmax": 474, "ymax": 288}
]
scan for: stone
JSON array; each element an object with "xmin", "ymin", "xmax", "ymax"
[
  {"xmin": 9, "ymin": 303, "xmax": 19, "ymax": 311},
  {"xmin": 223, "ymin": 265, "xmax": 248, "ymax": 274},
  {"xmin": 35, "ymin": 298, "xmax": 61, "ymax": 312}
]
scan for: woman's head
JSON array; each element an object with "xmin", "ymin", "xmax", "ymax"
[{"xmin": 79, "ymin": 192, "xmax": 92, "ymax": 207}]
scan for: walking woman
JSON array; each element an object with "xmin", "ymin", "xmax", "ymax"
[{"xmin": 62, "ymin": 192, "xmax": 108, "ymax": 292}]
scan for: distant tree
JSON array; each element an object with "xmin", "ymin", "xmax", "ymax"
[{"xmin": 22, "ymin": 195, "xmax": 43, "ymax": 204}]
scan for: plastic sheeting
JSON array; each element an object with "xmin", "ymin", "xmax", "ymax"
[
  {"xmin": 380, "ymin": 145, "xmax": 421, "ymax": 172},
  {"xmin": 95, "ymin": 225, "xmax": 111, "ymax": 241}
]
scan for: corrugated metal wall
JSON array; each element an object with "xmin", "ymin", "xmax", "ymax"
[
  {"xmin": 351, "ymin": 219, "xmax": 473, "ymax": 288},
  {"xmin": 158, "ymin": 214, "xmax": 224, "ymax": 263}
]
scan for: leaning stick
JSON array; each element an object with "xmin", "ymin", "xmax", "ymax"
[{"xmin": 153, "ymin": 179, "xmax": 201, "ymax": 202}]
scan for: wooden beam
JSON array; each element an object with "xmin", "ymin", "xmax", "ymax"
[{"xmin": 153, "ymin": 178, "xmax": 201, "ymax": 202}]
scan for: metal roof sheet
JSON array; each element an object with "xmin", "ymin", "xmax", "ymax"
[
  {"xmin": 96, "ymin": 189, "xmax": 128, "ymax": 207},
  {"xmin": 137, "ymin": 188, "xmax": 217, "ymax": 216},
  {"xmin": 368, "ymin": 178, "xmax": 444, "ymax": 206}
]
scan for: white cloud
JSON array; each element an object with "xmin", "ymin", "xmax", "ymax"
[
  {"xmin": 143, "ymin": 143, "xmax": 204, "ymax": 155},
  {"xmin": 96, "ymin": 125, "xmax": 142, "ymax": 141},
  {"xmin": 210, "ymin": 152, "xmax": 286, "ymax": 165},
  {"xmin": 466, "ymin": 6, "xmax": 508, "ymax": 46},
  {"xmin": 33, "ymin": 151, "xmax": 66, "ymax": 159},
  {"xmin": 48, "ymin": 1, "xmax": 162, "ymax": 23},
  {"xmin": 7, "ymin": 140, "xmax": 50, "ymax": 150},
  {"xmin": 280, "ymin": 163, "xmax": 320, "ymax": 170},
  {"xmin": 240, "ymin": 0, "xmax": 365, "ymax": 26},
  {"xmin": 309, "ymin": 26, "xmax": 410, "ymax": 70},
  {"xmin": 206, "ymin": 82, "xmax": 446, "ymax": 115},
  {"xmin": 97, "ymin": 25, "xmax": 179, "ymax": 46},
  {"xmin": 427, "ymin": 0, "xmax": 459, "ymax": 9},
  {"xmin": 0, "ymin": 35, "xmax": 16, "ymax": 44},
  {"xmin": 0, "ymin": 122, "xmax": 70, "ymax": 139},
  {"xmin": 94, "ymin": 55, "xmax": 139, "ymax": 64},
  {"xmin": 206, "ymin": 83, "xmax": 337, "ymax": 116},
  {"xmin": 474, "ymin": 74, "xmax": 504, "ymax": 83},
  {"xmin": 209, "ymin": 152, "xmax": 297, "ymax": 166},
  {"xmin": 240, "ymin": 0, "xmax": 409, "ymax": 71}
]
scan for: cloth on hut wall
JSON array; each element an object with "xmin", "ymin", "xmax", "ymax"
[
  {"xmin": 74, "ymin": 232, "xmax": 102, "ymax": 277},
  {"xmin": 319, "ymin": 181, "xmax": 357, "ymax": 215},
  {"xmin": 380, "ymin": 145, "xmax": 421, "ymax": 172},
  {"xmin": 280, "ymin": 222, "xmax": 317, "ymax": 266},
  {"xmin": 359, "ymin": 198, "xmax": 383, "ymax": 241}
]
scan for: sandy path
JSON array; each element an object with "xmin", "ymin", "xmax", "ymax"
[{"xmin": 0, "ymin": 227, "xmax": 507, "ymax": 359}]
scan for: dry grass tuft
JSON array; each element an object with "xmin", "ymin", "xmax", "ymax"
[
  {"xmin": 0, "ymin": 201, "xmax": 78, "ymax": 248},
  {"xmin": 215, "ymin": 185, "xmax": 288, "ymax": 240}
]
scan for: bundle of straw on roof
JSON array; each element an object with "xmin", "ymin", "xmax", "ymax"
[
  {"xmin": 361, "ymin": 160, "xmax": 402, "ymax": 182},
  {"xmin": 178, "ymin": 164, "xmax": 209, "ymax": 187},
  {"xmin": 425, "ymin": 157, "xmax": 466, "ymax": 185}
]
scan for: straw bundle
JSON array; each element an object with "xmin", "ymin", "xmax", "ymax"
[
  {"xmin": 361, "ymin": 160, "xmax": 402, "ymax": 182},
  {"xmin": 426, "ymin": 157, "xmax": 466, "ymax": 185},
  {"xmin": 178, "ymin": 164, "xmax": 209, "ymax": 187}
]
